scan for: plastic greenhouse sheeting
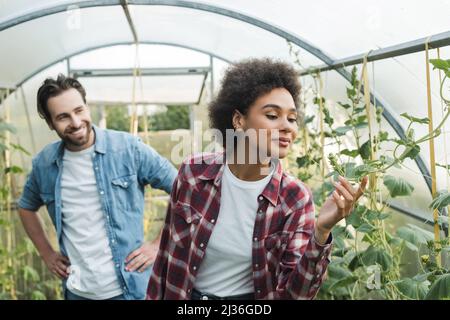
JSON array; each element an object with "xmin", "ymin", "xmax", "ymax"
[
  {"xmin": 1, "ymin": 0, "xmax": 450, "ymax": 87},
  {"xmin": 79, "ymin": 74, "xmax": 206, "ymax": 104},
  {"xmin": 0, "ymin": 0, "xmax": 450, "ymax": 209}
]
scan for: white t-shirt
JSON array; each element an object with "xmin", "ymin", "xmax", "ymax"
[
  {"xmin": 61, "ymin": 145, "xmax": 122, "ymax": 300},
  {"xmin": 194, "ymin": 161, "xmax": 276, "ymax": 297}
]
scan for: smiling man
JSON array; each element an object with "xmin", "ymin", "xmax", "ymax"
[{"xmin": 17, "ymin": 74, "xmax": 177, "ymax": 300}]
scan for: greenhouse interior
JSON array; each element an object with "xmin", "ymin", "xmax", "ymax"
[{"xmin": 0, "ymin": 0, "xmax": 449, "ymax": 301}]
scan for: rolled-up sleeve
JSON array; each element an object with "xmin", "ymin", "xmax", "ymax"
[
  {"xmin": 18, "ymin": 164, "xmax": 43, "ymax": 212},
  {"xmin": 135, "ymin": 138, "xmax": 177, "ymax": 194}
]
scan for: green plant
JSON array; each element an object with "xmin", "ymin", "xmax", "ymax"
[
  {"xmin": 0, "ymin": 118, "xmax": 61, "ymax": 299},
  {"xmin": 105, "ymin": 104, "xmax": 190, "ymax": 132},
  {"xmin": 289, "ymin": 52, "xmax": 450, "ymax": 299},
  {"xmin": 148, "ymin": 105, "xmax": 190, "ymax": 131}
]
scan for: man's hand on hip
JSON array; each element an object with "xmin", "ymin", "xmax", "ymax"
[
  {"xmin": 43, "ymin": 251, "xmax": 70, "ymax": 279},
  {"xmin": 125, "ymin": 241, "xmax": 158, "ymax": 273}
]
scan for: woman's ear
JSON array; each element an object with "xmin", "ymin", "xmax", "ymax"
[{"xmin": 232, "ymin": 109, "xmax": 245, "ymax": 130}]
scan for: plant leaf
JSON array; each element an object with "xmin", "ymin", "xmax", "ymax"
[
  {"xmin": 341, "ymin": 149, "xmax": 360, "ymax": 158},
  {"xmin": 23, "ymin": 266, "xmax": 40, "ymax": 282},
  {"xmin": 323, "ymin": 108, "xmax": 334, "ymax": 126},
  {"xmin": 396, "ymin": 224, "xmax": 434, "ymax": 252},
  {"xmin": 352, "ymin": 164, "xmax": 377, "ymax": 179},
  {"xmin": 334, "ymin": 126, "xmax": 352, "ymax": 136},
  {"xmin": 361, "ymin": 245, "xmax": 393, "ymax": 271},
  {"xmin": 303, "ymin": 115, "xmax": 315, "ymax": 125},
  {"xmin": 296, "ymin": 155, "xmax": 310, "ymax": 167},
  {"xmin": 383, "ymin": 175, "xmax": 414, "ymax": 197},
  {"xmin": 400, "ymin": 145, "xmax": 421, "ymax": 160},
  {"xmin": 378, "ymin": 131, "xmax": 389, "ymax": 142},
  {"xmin": 4, "ymin": 165, "xmax": 24, "ymax": 174},
  {"xmin": 425, "ymin": 274, "xmax": 450, "ymax": 300},
  {"xmin": 400, "ymin": 112, "xmax": 430, "ymax": 124},
  {"xmin": 31, "ymin": 290, "xmax": 47, "ymax": 300},
  {"xmin": 429, "ymin": 191, "xmax": 450, "ymax": 211},
  {"xmin": 354, "ymin": 122, "xmax": 368, "ymax": 130},
  {"xmin": 429, "ymin": 59, "xmax": 449, "ymax": 71},
  {"xmin": 329, "ymin": 275, "xmax": 358, "ymax": 291},
  {"xmin": 359, "ymin": 140, "xmax": 371, "ymax": 160},
  {"xmin": 338, "ymin": 102, "xmax": 351, "ymax": 109},
  {"xmin": 346, "ymin": 205, "xmax": 366, "ymax": 228},
  {"xmin": 327, "ymin": 263, "xmax": 354, "ymax": 279},
  {"xmin": 346, "ymin": 87, "xmax": 356, "ymax": 98},
  {"xmin": 394, "ymin": 278, "xmax": 429, "ymax": 300},
  {"xmin": 356, "ymin": 223, "xmax": 375, "ymax": 233}
]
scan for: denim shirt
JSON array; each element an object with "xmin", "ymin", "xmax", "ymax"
[{"xmin": 18, "ymin": 125, "xmax": 177, "ymax": 300}]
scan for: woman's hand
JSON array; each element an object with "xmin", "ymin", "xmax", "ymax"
[{"xmin": 315, "ymin": 176, "xmax": 368, "ymax": 244}]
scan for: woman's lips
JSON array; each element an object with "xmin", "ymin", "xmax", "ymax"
[{"xmin": 274, "ymin": 138, "xmax": 291, "ymax": 148}]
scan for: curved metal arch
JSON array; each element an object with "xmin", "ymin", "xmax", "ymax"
[
  {"xmin": 16, "ymin": 41, "xmax": 231, "ymax": 87},
  {"xmin": 0, "ymin": 1, "xmax": 120, "ymax": 31},
  {"xmin": 0, "ymin": 0, "xmax": 432, "ymax": 193},
  {"xmin": 1, "ymin": 0, "xmax": 331, "ymax": 61}
]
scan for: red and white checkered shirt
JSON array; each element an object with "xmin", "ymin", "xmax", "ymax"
[{"xmin": 147, "ymin": 152, "xmax": 332, "ymax": 300}]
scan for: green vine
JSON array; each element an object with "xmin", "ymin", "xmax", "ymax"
[{"xmin": 288, "ymin": 45, "xmax": 450, "ymax": 299}]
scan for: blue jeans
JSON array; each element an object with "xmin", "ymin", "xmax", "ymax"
[{"xmin": 65, "ymin": 289, "xmax": 126, "ymax": 300}]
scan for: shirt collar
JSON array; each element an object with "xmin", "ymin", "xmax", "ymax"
[
  {"xmin": 51, "ymin": 124, "xmax": 105, "ymax": 164},
  {"xmin": 197, "ymin": 152, "xmax": 226, "ymax": 187},
  {"xmin": 197, "ymin": 153, "xmax": 283, "ymax": 206},
  {"xmin": 92, "ymin": 125, "xmax": 106, "ymax": 154},
  {"xmin": 261, "ymin": 160, "xmax": 283, "ymax": 207}
]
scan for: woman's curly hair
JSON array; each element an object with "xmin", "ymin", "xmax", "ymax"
[{"xmin": 208, "ymin": 58, "xmax": 301, "ymax": 144}]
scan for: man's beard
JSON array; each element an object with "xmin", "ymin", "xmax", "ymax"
[{"xmin": 60, "ymin": 121, "xmax": 93, "ymax": 149}]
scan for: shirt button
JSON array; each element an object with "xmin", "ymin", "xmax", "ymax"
[
  {"xmin": 210, "ymin": 219, "xmax": 215, "ymax": 223},
  {"xmin": 111, "ymin": 239, "xmax": 116, "ymax": 244},
  {"xmin": 255, "ymin": 264, "xmax": 259, "ymax": 268},
  {"xmin": 253, "ymin": 237, "xmax": 258, "ymax": 242},
  {"xmin": 193, "ymin": 266, "xmax": 197, "ymax": 271},
  {"xmin": 100, "ymin": 191, "xmax": 104, "ymax": 195},
  {"xmin": 258, "ymin": 196, "xmax": 264, "ymax": 201},
  {"xmin": 202, "ymin": 296, "xmax": 209, "ymax": 300},
  {"xmin": 258, "ymin": 210, "xmax": 263, "ymax": 214},
  {"xmin": 124, "ymin": 182, "xmax": 128, "ymax": 186},
  {"xmin": 257, "ymin": 289, "xmax": 261, "ymax": 294},
  {"xmin": 95, "ymin": 167, "xmax": 99, "ymax": 170},
  {"xmin": 186, "ymin": 217, "xmax": 192, "ymax": 223},
  {"xmin": 200, "ymin": 243, "xmax": 205, "ymax": 248},
  {"xmin": 187, "ymin": 289, "xmax": 191, "ymax": 293},
  {"xmin": 116, "ymin": 264, "xmax": 120, "ymax": 268}
]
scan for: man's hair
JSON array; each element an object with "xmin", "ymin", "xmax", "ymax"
[
  {"xmin": 208, "ymin": 58, "xmax": 302, "ymax": 144},
  {"xmin": 37, "ymin": 74, "xmax": 86, "ymax": 121}
]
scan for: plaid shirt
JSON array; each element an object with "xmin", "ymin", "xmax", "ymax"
[{"xmin": 147, "ymin": 152, "xmax": 332, "ymax": 300}]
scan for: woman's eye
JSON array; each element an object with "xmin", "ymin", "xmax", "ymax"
[
  {"xmin": 288, "ymin": 118, "xmax": 298, "ymax": 123},
  {"xmin": 266, "ymin": 114, "xmax": 277, "ymax": 120}
]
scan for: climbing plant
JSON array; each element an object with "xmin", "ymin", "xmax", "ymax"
[
  {"xmin": 0, "ymin": 117, "xmax": 61, "ymax": 300},
  {"xmin": 289, "ymin": 49, "xmax": 450, "ymax": 299}
]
